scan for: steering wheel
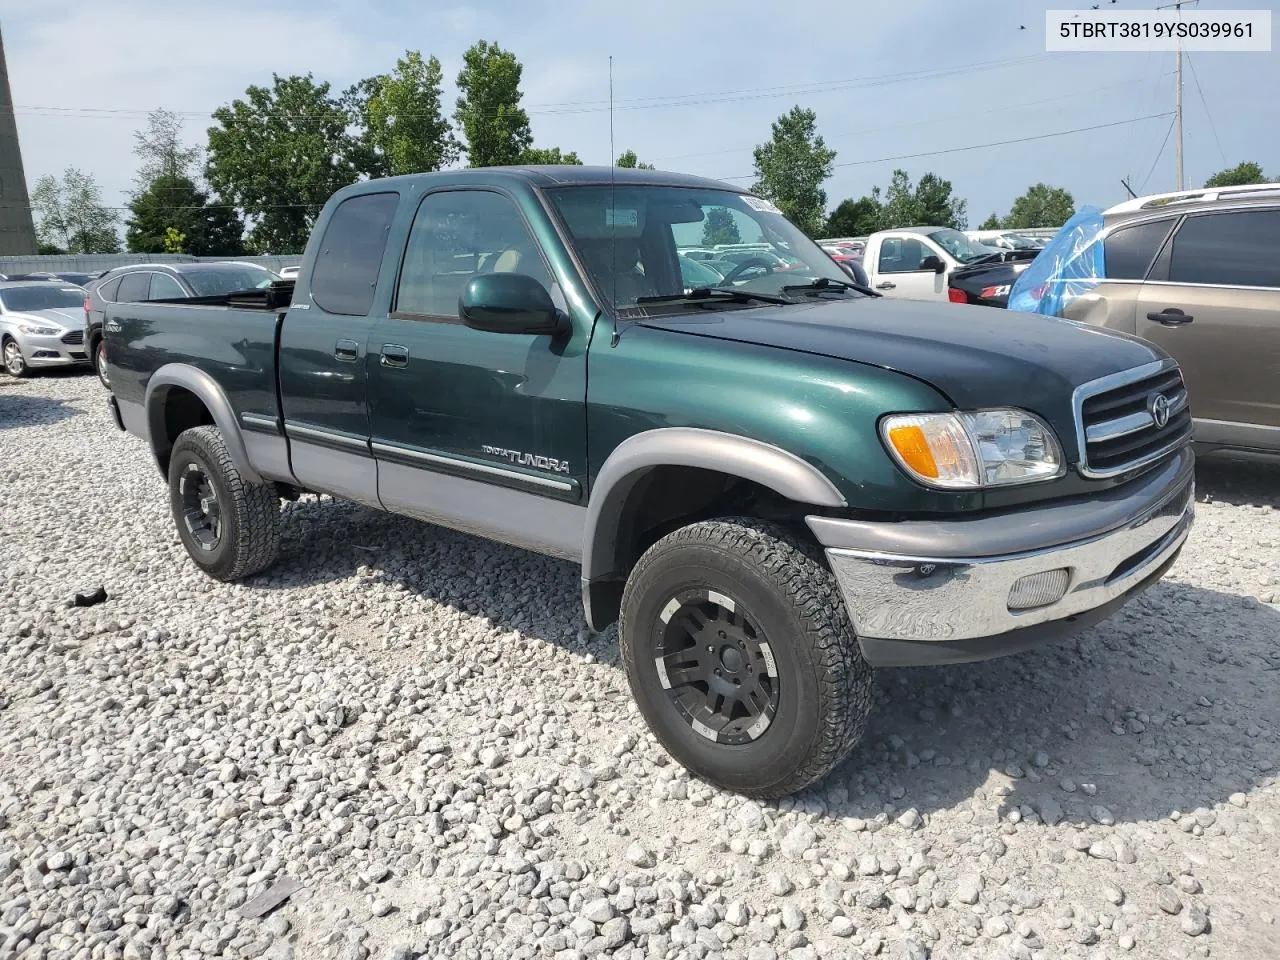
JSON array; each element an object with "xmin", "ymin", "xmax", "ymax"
[{"xmin": 720, "ymin": 257, "xmax": 776, "ymax": 285}]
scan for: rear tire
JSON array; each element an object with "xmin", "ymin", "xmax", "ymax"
[
  {"xmin": 167, "ymin": 425, "xmax": 280, "ymax": 581},
  {"xmin": 3, "ymin": 338, "xmax": 29, "ymax": 378},
  {"xmin": 94, "ymin": 338, "xmax": 110, "ymax": 389},
  {"xmin": 619, "ymin": 517, "xmax": 873, "ymax": 798}
]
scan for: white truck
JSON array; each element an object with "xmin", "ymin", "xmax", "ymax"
[{"xmin": 861, "ymin": 226, "xmax": 1006, "ymax": 301}]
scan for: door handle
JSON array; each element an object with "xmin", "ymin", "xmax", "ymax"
[
  {"xmin": 876, "ymin": 281, "xmax": 896, "ymax": 290},
  {"xmin": 1147, "ymin": 308, "xmax": 1193, "ymax": 326},
  {"xmin": 334, "ymin": 339, "xmax": 359, "ymax": 362},
  {"xmin": 380, "ymin": 343, "xmax": 409, "ymax": 368}
]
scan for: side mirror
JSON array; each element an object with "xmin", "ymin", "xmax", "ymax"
[
  {"xmin": 920, "ymin": 255, "xmax": 947, "ymax": 274},
  {"xmin": 459, "ymin": 273, "xmax": 565, "ymax": 336}
]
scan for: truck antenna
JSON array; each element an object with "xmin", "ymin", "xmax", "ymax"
[{"xmin": 609, "ymin": 55, "xmax": 620, "ymax": 347}]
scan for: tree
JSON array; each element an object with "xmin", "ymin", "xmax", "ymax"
[
  {"xmin": 133, "ymin": 108, "xmax": 202, "ymax": 186},
  {"xmin": 1004, "ymin": 183, "xmax": 1074, "ymax": 229},
  {"xmin": 30, "ymin": 169, "xmax": 119, "ymax": 253},
  {"xmin": 978, "ymin": 212, "xmax": 1002, "ymax": 230},
  {"xmin": 616, "ymin": 150, "xmax": 654, "ymax": 170},
  {"xmin": 824, "ymin": 196, "xmax": 881, "ymax": 237},
  {"xmin": 455, "ymin": 41, "xmax": 532, "ymax": 167},
  {"xmin": 206, "ymin": 74, "xmax": 361, "ymax": 253},
  {"xmin": 873, "ymin": 169, "xmax": 967, "ymax": 230},
  {"xmin": 163, "ymin": 227, "xmax": 186, "ymax": 254},
  {"xmin": 519, "ymin": 146, "xmax": 582, "ymax": 165},
  {"xmin": 1204, "ymin": 161, "xmax": 1269, "ymax": 188},
  {"xmin": 751, "ymin": 106, "xmax": 836, "ymax": 236},
  {"xmin": 126, "ymin": 174, "xmax": 245, "ymax": 256},
  {"xmin": 358, "ymin": 50, "xmax": 458, "ymax": 177},
  {"xmin": 701, "ymin": 207, "xmax": 741, "ymax": 247}
]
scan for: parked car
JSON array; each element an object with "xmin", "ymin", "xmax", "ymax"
[
  {"xmin": 0, "ymin": 281, "xmax": 91, "ymax": 377},
  {"xmin": 104, "ymin": 166, "xmax": 1192, "ymax": 798},
  {"xmin": 86, "ymin": 262, "xmax": 278, "ymax": 387},
  {"xmin": 862, "ymin": 227, "xmax": 1039, "ymax": 302},
  {"xmin": 1010, "ymin": 184, "xmax": 1280, "ymax": 461},
  {"xmin": 947, "ymin": 254, "xmax": 1039, "ymax": 308}
]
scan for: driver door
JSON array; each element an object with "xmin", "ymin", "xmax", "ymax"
[{"xmin": 875, "ymin": 237, "xmax": 946, "ymax": 300}]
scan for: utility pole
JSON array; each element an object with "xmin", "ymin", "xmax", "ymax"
[{"xmin": 1158, "ymin": 0, "xmax": 1193, "ymax": 191}]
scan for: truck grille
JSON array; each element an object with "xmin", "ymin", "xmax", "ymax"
[
  {"xmin": 61, "ymin": 329, "xmax": 84, "ymax": 345},
  {"xmin": 1074, "ymin": 361, "xmax": 1192, "ymax": 478}
]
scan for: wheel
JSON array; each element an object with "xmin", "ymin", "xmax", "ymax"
[
  {"xmin": 167, "ymin": 425, "xmax": 280, "ymax": 581},
  {"xmin": 619, "ymin": 517, "xmax": 873, "ymax": 798},
  {"xmin": 3, "ymin": 338, "xmax": 29, "ymax": 378},
  {"xmin": 94, "ymin": 338, "xmax": 110, "ymax": 389}
]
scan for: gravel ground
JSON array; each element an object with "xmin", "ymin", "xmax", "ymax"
[{"xmin": 2, "ymin": 371, "xmax": 1279, "ymax": 960}]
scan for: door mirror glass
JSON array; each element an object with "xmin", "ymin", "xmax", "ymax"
[
  {"xmin": 920, "ymin": 254, "xmax": 946, "ymax": 274},
  {"xmin": 460, "ymin": 273, "xmax": 564, "ymax": 335}
]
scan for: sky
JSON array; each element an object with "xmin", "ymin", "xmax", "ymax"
[{"xmin": 4, "ymin": 0, "xmax": 1279, "ymax": 231}]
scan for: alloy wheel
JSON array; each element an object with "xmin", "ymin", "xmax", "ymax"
[{"xmin": 179, "ymin": 461, "xmax": 222, "ymax": 551}]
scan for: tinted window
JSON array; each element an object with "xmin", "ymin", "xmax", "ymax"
[
  {"xmin": 180, "ymin": 267, "xmax": 274, "ymax": 297},
  {"xmin": 1104, "ymin": 219, "xmax": 1174, "ymax": 280},
  {"xmin": 116, "ymin": 272, "xmax": 151, "ymax": 302},
  {"xmin": 1168, "ymin": 210, "xmax": 1280, "ymax": 288},
  {"xmin": 878, "ymin": 237, "xmax": 929, "ymax": 274},
  {"xmin": 149, "ymin": 273, "xmax": 188, "ymax": 299},
  {"xmin": 97, "ymin": 276, "xmax": 122, "ymax": 302},
  {"xmin": 396, "ymin": 190, "xmax": 553, "ymax": 318},
  {"xmin": 311, "ymin": 192, "xmax": 399, "ymax": 316},
  {"xmin": 0, "ymin": 286, "xmax": 85, "ymax": 312}
]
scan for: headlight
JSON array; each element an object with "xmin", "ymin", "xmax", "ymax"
[
  {"xmin": 881, "ymin": 408, "xmax": 1063, "ymax": 489},
  {"xmin": 18, "ymin": 323, "xmax": 62, "ymax": 336}
]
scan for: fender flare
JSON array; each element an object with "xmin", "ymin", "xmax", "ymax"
[
  {"xmin": 580, "ymin": 427, "xmax": 847, "ymax": 626},
  {"xmin": 144, "ymin": 363, "xmax": 264, "ymax": 484}
]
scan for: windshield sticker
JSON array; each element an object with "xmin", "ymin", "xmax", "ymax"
[
  {"xmin": 742, "ymin": 195, "xmax": 782, "ymax": 215},
  {"xmin": 606, "ymin": 208, "xmax": 639, "ymax": 228}
]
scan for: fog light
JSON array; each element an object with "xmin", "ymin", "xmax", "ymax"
[{"xmin": 1008, "ymin": 569, "xmax": 1070, "ymax": 611}]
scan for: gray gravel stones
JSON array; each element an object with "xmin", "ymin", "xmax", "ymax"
[{"xmin": 2, "ymin": 375, "xmax": 1279, "ymax": 960}]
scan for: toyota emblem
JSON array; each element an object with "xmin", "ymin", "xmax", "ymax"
[{"xmin": 1150, "ymin": 392, "xmax": 1171, "ymax": 428}]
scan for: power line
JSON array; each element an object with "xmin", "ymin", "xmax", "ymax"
[
  {"xmin": 1139, "ymin": 115, "xmax": 1177, "ymax": 193},
  {"xmin": 1184, "ymin": 52, "xmax": 1227, "ymax": 168},
  {"xmin": 717, "ymin": 112, "xmax": 1175, "ymax": 181}
]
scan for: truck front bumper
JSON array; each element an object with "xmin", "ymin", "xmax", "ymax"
[{"xmin": 808, "ymin": 447, "xmax": 1195, "ymax": 668}]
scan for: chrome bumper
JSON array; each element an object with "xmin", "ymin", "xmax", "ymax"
[{"xmin": 809, "ymin": 448, "xmax": 1194, "ymax": 656}]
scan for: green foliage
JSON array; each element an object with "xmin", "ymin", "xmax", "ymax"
[
  {"xmin": 163, "ymin": 227, "xmax": 186, "ymax": 254},
  {"xmin": 876, "ymin": 169, "xmax": 967, "ymax": 230},
  {"xmin": 36, "ymin": 243, "xmax": 65, "ymax": 255},
  {"xmin": 824, "ymin": 196, "xmax": 882, "ymax": 237},
  {"xmin": 751, "ymin": 106, "xmax": 836, "ymax": 236},
  {"xmin": 126, "ymin": 175, "xmax": 245, "ymax": 256},
  {"xmin": 30, "ymin": 168, "xmax": 119, "ymax": 253},
  {"xmin": 455, "ymin": 41, "xmax": 533, "ymax": 167},
  {"xmin": 616, "ymin": 150, "xmax": 654, "ymax": 170},
  {"xmin": 1204, "ymin": 161, "xmax": 1268, "ymax": 188},
  {"xmin": 1003, "ymin": 183, "xmax": 1074, "ymax": 229},
  {"xmin": 206, "ymin": 74, "xmax": 360, "ymax": 253},
  {"xmin": 701, "ymin": 207, "xmax": 741, "ymax": 247},
  {"xmin": 134, "ymin": 109, "xmax": 202, "ymax": 186},
  {"xmin": 359, "ymin": 51, "xmax": 457, "ymax": 177},
  {"xmin": 519, "ymin": 146, "xmax": 582, "ymax": 165},
  {"xmin": 978, "ymin": 212, "xmax": 1002, "ymax": 230}
]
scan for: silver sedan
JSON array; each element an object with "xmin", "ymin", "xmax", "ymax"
[{"xmin": 0, "ymin": 281, "xmax": 91, "ymax": 377}]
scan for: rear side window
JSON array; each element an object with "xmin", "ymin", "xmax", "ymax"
[
  {"xmin": 97, "ymin": 276, "xmax": 122, "ymax": 302},
  {"xmin": 310, "ymin": 192, "xmax": 400, "ymax": 316},
  {"xmin": 149, "ymin": 273, "xmax": 188, "ymax": 299},
  {"xmin": 116, "ymin": 272, "xmax": 151, "ymax": 303},
  {"xmin": 1103, "ymin": 219, "xmax": 1174, "ymax": 280},
  {"xmin": 1168, "ymin": 210, "xmax": 1280, "ymax": 288}
]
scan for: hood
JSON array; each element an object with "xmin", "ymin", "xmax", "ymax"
[
  {"xmin": 7, "ymin": 307, "xmax": 83, "ymax": 330},
  {"xmin": 636, "ymin": 297, "xmax": 1164, "ymax": 457}
]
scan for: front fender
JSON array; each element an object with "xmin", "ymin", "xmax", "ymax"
[{"xmin": 144, "ymin": 363, "xmax": 263, "ymax": 484}]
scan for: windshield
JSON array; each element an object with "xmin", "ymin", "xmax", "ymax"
[
  {"xmin": 181, "ymin": 267, "xmax": 276, "ymax": 297},
  {"xmin": 547, "ymin": 185, "xmax": 857, "ymax": 310},
  {"xmin": 0, "ymin": 285, "xmax": 85, "ymax": 312},
  {"xmin": 926, "ymin": 228, "xmax": 1001, "ymax": 264}
]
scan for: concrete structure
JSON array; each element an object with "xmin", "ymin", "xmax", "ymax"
[{"xmin": 0, "ymin": 25, "xmax": 37, "ymax": 256}]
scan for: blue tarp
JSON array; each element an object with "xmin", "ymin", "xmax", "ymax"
[{"xmin": 1007, "ymin": 206, "xmax": 1105, "ymax": 317}]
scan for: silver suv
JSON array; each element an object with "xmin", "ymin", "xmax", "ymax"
[{"xmin": 1063, "ymin": 184, "xmax": 1280, "ymax": 461}]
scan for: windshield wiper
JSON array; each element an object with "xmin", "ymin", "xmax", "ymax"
[
  {"xmin": 781, "ymin": 276, "xmax": 879, "ymax": 298},
  {"xmin": 635, "ymin": 287, "xmax": 791, "ymax": 306}
]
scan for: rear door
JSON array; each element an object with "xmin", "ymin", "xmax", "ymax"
[
  {"xmin": 278, "ymin": 191, "xmax": 402, "ymax": 507},
  {"xmin": 873, "ymin": 235, "xmax": 946, "ymax": 300},
  {"xmin": 1135, "ymin": 208, "xmax": 1280, "ymax": 434}
]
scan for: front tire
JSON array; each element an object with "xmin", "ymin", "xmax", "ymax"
[
  {"xmin": 3, "ymin": 338, "xmax": 29, "ymax": 378},
  {"xmin": 619, "ymin": 517, "xmax": 873, "ymax": 798},
  {"xmin": 167, "ymin": 426, "xmax": 280, "ymax": 581}
]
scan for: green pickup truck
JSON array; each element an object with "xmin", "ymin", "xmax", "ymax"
[{"xmin": 104, "ymin": 167, "xmax": 1195, "ymax": 798}]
